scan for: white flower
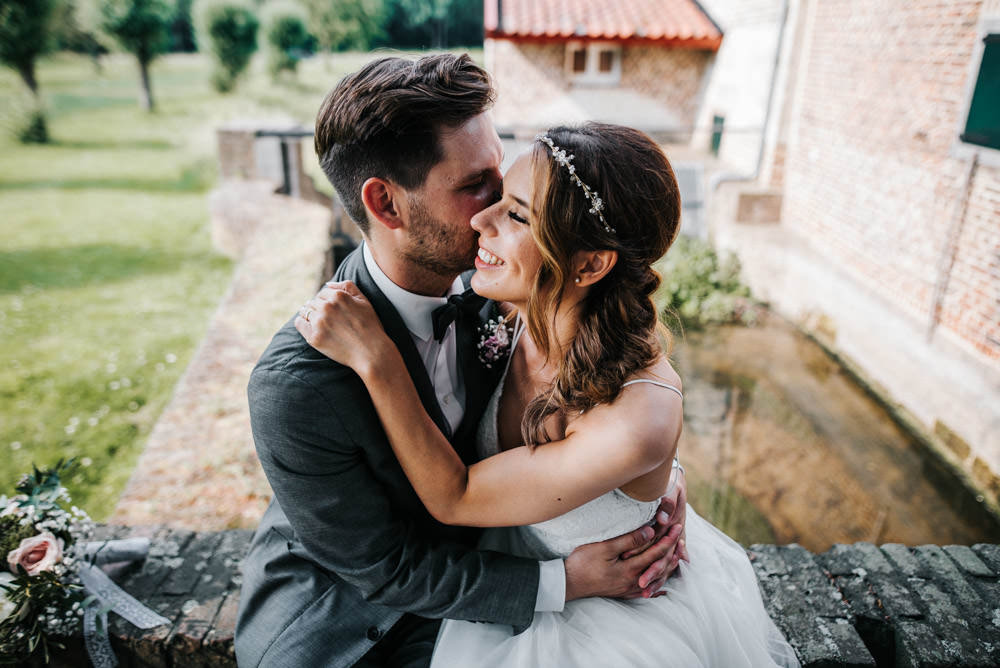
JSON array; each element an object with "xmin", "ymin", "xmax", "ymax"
[{"xmin": 0, "ymin": 572, "xmax": 15, "ymax": 623}]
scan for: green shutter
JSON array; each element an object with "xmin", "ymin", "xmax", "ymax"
[{"xmin": 962, "ymin": 35, "xmax": 1000, "ymax": 151}]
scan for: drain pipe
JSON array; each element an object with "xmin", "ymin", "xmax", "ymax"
[
  {"xmin": 927, "ymin": 152, "xmax": 978, "ymax": 342},
  {"xmin": 707, "ymin": 0, "xmax": 791, "ymax": 194}
]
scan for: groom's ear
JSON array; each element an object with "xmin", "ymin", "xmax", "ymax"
[
  {"xmin": 361, "ymin": 177, "xmax": 405, "ymax": 231},
  {"xmin": 573, "ymin": 250, "xmax": 618, "ymax": 287}
]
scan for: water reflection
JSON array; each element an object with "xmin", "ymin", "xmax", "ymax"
[{"xmin": 673, "ymin": 314, "xmax": 1000, "ymax": 552}]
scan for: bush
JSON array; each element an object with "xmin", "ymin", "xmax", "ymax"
[
  {"xmin": 17, "ymin": 107, "xmax": 48, "ymax": 143},
  {"xmin": 657, "ymin": 235, "xmax": 760, "ymax": 331},
  {"xmin": 262, "ymin": 1, "xmax": 310, "ymax": 77},
  {"xmin": 2, "ymin": 91, "xmax": 49, "ymax": 143},
  {"xmin": 195, "ymin": 0, "xmax": 258, "ymax": 92}
]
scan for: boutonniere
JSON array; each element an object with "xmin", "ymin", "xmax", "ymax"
[{"xmin": 477, "ymin": 316, "xmax": 514, "ymax": 369}]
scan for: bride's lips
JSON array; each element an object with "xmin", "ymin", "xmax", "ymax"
[{"xmin": 475, "ymin": 246, "xmax": 506, "ymax": 269}]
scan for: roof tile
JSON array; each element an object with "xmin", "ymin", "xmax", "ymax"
[{"xmin": 485, "ymin": 0, "xmax": 722, "ymax": 49}]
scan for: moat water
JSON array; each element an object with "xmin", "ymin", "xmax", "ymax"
[{"xmin": 673, "ymin": 314, "xmax": 1000, "ymax": 552}]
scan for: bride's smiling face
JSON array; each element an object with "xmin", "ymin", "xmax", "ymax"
[{"xmin": 470, "ymin": 152, "xmax": 542, "ymax": 305}]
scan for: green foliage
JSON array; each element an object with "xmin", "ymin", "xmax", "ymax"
[
  {"xmin": 99, "ymin": 0, "xmax": 171, "ymax": 63},
  {"xmin": 262, "ymin": 1, "xmax": 309, "ymax": 77},
  {"xmin": 378, "ymin": 0, "xmax": 482, "ymax": 49},
  {"xmin": 195, "ymin": 0, "xmax": 258, "ymax": 92},
  {"xmin": 301, "ymin": 0, "xmax": 383, "ymax": 53},
  {"xmin": 657, "ymin": 235, "xmax": 759, "ymax": 331},
  {"xmin": 0, "ymin": 515, "xmax": 35, "ymax": 558},
  {"xmin": 168, "ymin": 0, "xmax": 197, "ymax": 52},
  {"xmin": 17, "ymin": 107, "xmax": 48, "ymax": 143},
  {"xmin": 0, "ymin": 0, "xmax": 57, "ymax": 89}
]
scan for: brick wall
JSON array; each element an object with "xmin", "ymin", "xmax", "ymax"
[
  {"xmin": 486, "ymin": 39, "xmax": 711, "ymax": 137},
  {"xmin": 782, "ymin": 0, "xmax": 998, "ymax": 364}
]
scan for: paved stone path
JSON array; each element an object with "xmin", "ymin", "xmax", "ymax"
[{"xmin": 111, "ymin": 182, "xmax": 331, "ymax": 530}]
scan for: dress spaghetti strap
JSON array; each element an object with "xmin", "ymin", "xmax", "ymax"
[{"xmin": 621, "ymin": 378, "xmax": 683, "ymax": 399}]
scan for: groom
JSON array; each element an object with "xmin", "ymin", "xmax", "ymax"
[{"xmin": 235, "ymin": 53, "xmax": 687, "ymax": 668}]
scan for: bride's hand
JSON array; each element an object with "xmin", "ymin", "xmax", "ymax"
[{"xmin": 295, "ymin": 280, "xmax": 392, "ymax": 376}]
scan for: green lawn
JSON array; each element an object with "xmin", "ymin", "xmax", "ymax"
[{"xmin": 0, "ymin": 50, "xmax": 422, "ymax": 517}]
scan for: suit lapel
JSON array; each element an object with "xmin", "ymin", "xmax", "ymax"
[
  {"xmin": 338, "ymin": 245, "xmax": 452, "ymax": 438},
  {"xmin": 452, "ymin": 275, "xmax": 502, "ymax": 461}
]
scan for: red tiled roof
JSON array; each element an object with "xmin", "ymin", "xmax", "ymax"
[{"xmin": 484, "ymin": 0, "xmax": 722, "ymax": 50}]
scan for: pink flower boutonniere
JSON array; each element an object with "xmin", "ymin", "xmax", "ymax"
[{"xmin": 477, "ymin": 316, "xmax": 514, "ymax": 369}]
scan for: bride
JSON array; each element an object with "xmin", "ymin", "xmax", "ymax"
[{"xmin": 296, "ymin": 123, "xmax": 799, "ymax": 667}]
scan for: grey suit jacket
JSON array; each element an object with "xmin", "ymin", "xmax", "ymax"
[{"xmin": 235, "ymin": 247, "xmax": 539, "ymax": 668}]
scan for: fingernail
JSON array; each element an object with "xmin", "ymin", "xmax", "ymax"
[
  {"xmin": 642, "ymin": 526, "xmax": 654, "ymax": 541},
  {"xmin": 658, "ymin": 511, "xmax": 669, "ymax": 523}
]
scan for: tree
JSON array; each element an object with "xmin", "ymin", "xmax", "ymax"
[
  {"xmin": 301, "ymin": 0, "xmax": 383, "ymax": 55},
  {"xmin": 0, "ymin": 0, "xmax": 58, "ymax": 141},
  {"xmin": 168, "ymin": 0, "xmax": 197, "ymax": 52},
  {"xmin": 261, "ymin": 1, "xmax": 309, "ymax": 78},
  {"xmin": 378, "ymin": 0, "xmax": 481, "ymax": 49},
  {"xmin": 195, "ymin": 0, "xmax": 258, "ymax": 92},
  {"xmin": 100, "ymin": 0, "xmax": 171, "ymax": 110}
]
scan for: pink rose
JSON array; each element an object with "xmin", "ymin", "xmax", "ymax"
[{"xmin": 7, "ymin": 532, "xmax": 64, "ymax": 576}]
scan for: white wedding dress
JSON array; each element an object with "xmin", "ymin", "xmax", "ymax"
[{"xmin": 430, "ymin": 326, "xmax": 800, "ymax": 667}]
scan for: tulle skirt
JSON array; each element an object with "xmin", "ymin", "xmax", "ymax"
[{"xmin": 431, "ymin": 507, "xmax": 800, "ymax": 667}]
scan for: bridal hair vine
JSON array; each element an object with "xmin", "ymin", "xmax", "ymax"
[{"xmin": 535, "ymin": 133, "xmax": 616, "ymax": 234}]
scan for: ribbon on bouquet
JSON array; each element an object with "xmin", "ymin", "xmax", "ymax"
[{"xmin": 76, "ymin": 538, "xmax": 171, "ymax": 668}]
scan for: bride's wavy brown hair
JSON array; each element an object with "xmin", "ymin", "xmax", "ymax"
[{"xmin": 521, "ymin": 123, "xmax": 681, "ymax": 446}]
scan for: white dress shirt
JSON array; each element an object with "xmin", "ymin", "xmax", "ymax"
[{"xmin": 362, "ymin": 243, "xmax": 565, "ymax": 612}]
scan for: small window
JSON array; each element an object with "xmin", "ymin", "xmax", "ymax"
[
  {"xmin": 565, "ymin": 42, "xmax": 622, "ymax": 84},
  {"xmin": 598, "ymin": 50, "xmax": 615, "ymax": 73},
  {"xmin": 961, "ymin": 34, "xmax": 1000, "ymax": 151}
]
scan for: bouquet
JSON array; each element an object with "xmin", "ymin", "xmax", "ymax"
[
  {"xmin": 0, "ymin": 461, "xmax": 168, "ymax": 667},
  {"xmin": 0, "ymin": 460, "xmax": 95, "ymax": 664}
]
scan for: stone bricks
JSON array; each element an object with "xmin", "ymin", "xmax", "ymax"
[
  {"xmin": 816, "ymin": 541, "xmax": 1000, "ymax": 667},
  {"xmin": 41, "ymin": 531, "xmax": 1000, "ymax": 667}
]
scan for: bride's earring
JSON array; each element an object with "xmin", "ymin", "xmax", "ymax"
[{"xmin": 574, "ymin": 277, "xmax": 581, "ymax": 284}]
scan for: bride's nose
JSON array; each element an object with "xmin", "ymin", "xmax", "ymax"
[{"xmin": 471, "ymin": 202, "xmax": 500, "ymax": 235}]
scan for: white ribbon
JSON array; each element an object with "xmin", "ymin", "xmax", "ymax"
[{"xmin": 76, "ymin": 538, "xmax": 171, "ymax": 668}]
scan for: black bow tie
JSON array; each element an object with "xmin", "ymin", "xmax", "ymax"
[{"xmin": 431, "ymin": 288, "xmax": 487, "ymax": 342}]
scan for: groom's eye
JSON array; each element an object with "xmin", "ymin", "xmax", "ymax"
[{"xmin": 463, "ymin": 176, "xmax": 486, "ymax": 190}]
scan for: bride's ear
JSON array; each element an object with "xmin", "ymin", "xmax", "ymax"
[
  {"xmin": 361, "ymin": 177, "xmax": 404, "ymax": 231},
  {"xmin": 572, "ymin": 250, "xmax": 617, "ymax": 287}
]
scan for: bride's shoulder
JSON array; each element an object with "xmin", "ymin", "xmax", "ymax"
[{"xmin": 571, "ymin": 359, "xmax": 682, "ymax": 457}]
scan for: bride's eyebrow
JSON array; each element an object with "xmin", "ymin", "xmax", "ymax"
[{"xmin": 511, "ymin": 194, "xmax": 529, "ymax": 208}]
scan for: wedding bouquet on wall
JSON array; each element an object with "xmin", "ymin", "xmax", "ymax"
[
  {"xmin": 0, "ymin": 460, "xmax": 95, "ymax": 664},
  {"xmin": 0, "ymin": 460, "xmax": 168, "ymax": 666}
]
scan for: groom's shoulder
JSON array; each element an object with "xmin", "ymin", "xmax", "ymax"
[{"xmin": 250, "ymin": 317, "xmax": 356, "ymax": 395}]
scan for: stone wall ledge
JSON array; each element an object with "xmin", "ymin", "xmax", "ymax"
[{"xmin": 35, "ymin": 525, "xmax": 1000, "ymax": 667}]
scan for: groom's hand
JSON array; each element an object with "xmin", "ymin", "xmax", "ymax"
[
  {"xmin": 563, "ymin": 522, "xmax": 683, "ymax": 601},
  {"xmin": 563, "ymin": 468, "xmax": 690, "ymax": 602}
]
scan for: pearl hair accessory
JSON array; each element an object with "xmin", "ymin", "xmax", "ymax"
[{"xmin": 535, "ymin": 134, "xmax": 616, "ymax": 234}]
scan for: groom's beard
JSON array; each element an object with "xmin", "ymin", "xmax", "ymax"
[{"xmin": 401, "ymin": 195, "xmax": 478, "ymax": 278}]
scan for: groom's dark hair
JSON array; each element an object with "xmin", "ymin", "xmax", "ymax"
[{"xmin": 314, "ymin": 53, "xmax": 496, "ymax": 233}]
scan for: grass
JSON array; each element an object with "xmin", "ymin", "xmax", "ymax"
[{"xmin": 0, "ymin": 49, "xmax": 466, "ymax": 518}]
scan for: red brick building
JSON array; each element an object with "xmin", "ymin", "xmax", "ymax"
[
  {"xmin": 713, "ymin": 0, "xmax": 1000, "ymax": 502},
  {"xmin": 484, "ymin": 0, "xmax": 722, "ymax": 138}
]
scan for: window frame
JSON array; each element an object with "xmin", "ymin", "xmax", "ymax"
[
  {"xmin": 952, "ymin": 16, "xmax": 1000, "ymax": 167},
  {"xmin": 564, "ymin": 41, "xmax": 623, "ymax": 86}
]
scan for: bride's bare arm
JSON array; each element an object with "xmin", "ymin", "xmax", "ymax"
[{"xmin": 297, "ymin": 281, "xmax": 682, "ymax": 528}]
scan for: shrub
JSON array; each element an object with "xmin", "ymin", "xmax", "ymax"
[
  {"xmin": 657, "ymin": 235, "xmax": 760, "ymax": 331},
  {"xmin": 195, "ymin": 0, "xmax": 258, "ymax": 92},
  {"xmin": 262, "ymin": 1, "xmax": 310, "ymax": 77}
]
